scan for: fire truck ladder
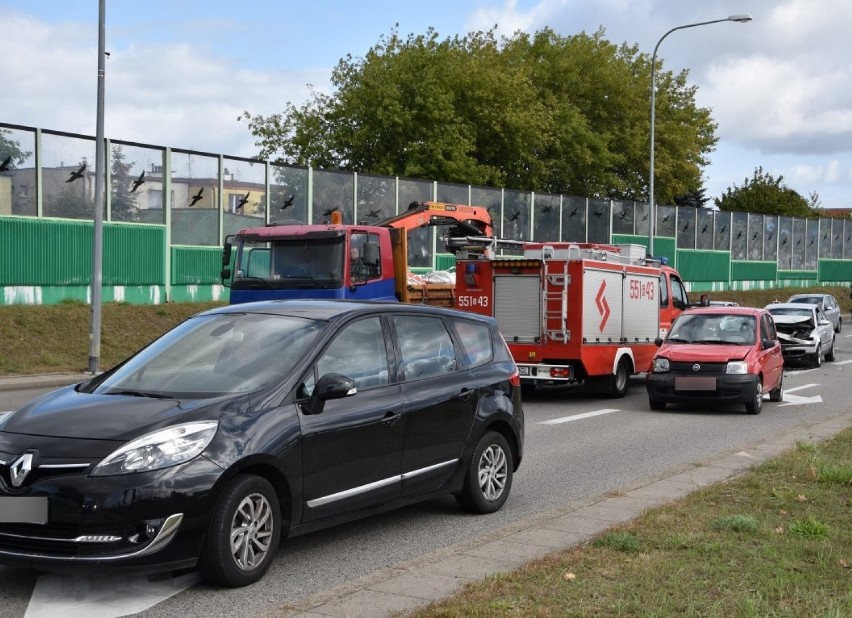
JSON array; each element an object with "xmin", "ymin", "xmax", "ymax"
[{"xmin": 543, "ymin": 258, "xmax": 569, "ymax": 342}]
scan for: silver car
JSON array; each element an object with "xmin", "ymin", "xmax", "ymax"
[
  {"xmin": 786, "ymin": 293, "xmax": 842, "ymax": 333},
  {"xmin": 766, "ymin": 303, "xmax": 836, "ymax": 367}
]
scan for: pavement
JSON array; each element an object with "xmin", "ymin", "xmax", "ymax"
[{"xmin": 2, "ymin": 373, "xmax": 851, "ymax": 618}]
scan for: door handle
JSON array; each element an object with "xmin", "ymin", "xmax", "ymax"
[
  {"xmin": 458, "ymin": 387, "xmax": 473, "ymax": 401},
  {"xmin": 382, "ymin": 411, "xmax": 400, "ymax": 425}
]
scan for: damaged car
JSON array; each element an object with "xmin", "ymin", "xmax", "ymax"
[{"xmin": 765, "ymin": 303, "xmax": 835, "ymax": 367}]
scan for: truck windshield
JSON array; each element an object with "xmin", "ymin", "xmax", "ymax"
[{"xmin": 232, "ymin": 237, "xmax": 344, "ymax": 289}]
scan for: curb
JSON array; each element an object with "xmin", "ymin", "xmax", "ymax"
[{"xmin": 0, "ymin": 373, "xmax": 91, "ymax": 393}]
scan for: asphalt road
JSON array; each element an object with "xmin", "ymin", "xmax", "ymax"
[{"xmin": 2, "ymin": 334, "xmax": 851, "ymax": 617}]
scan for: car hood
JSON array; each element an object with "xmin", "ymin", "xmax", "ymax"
[
  {"xmin": 1, "ymin": 384, "xmax": 243, "ymax": 441},
  {"xmin": 770, "ymin": 315, "xmax": 812, "ymax": 326},
  {"xmin": 658, "ymin": 344, "xmax": 748, "ymax": 363}
]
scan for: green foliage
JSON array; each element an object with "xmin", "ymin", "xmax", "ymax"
[
  {"xmin": 715, "ymin": 166, "xmax": 818, "ymax": 217},
  {"xmin": 242, "ymin": 26, "xmax": 718, "ymax": 203},
  {"xmin": 110, "ymin": 145, "xmax": 141, "ymax": 222},
  {"xmin": 711, "ymin": 515, "xmax": 760, "ymax": 533},
  {"xmin": 592, "ymin": 531, "xmax": 641, "ymax": 552},
  {"xmin": 0, "ymin": 128, "xmax": 31, "ymax": 168},
  {"xmin": 790, "ymin": 515, "xmax": 828, "ymax": 538}
]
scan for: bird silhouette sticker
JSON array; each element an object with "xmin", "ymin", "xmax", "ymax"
[
  {"xmin": 280, "ymin": 194, "xmax": 295, "ymax": 210},
  {"xmin": 661, "ymin": 213, "xmax": 671, "ymax": 223},
  {"xmin": 719, "ymin": 224, "xmax": 727, "ymax": 234},
  {"xmin": 701, "ymin": 224, "xmax": 708, "ymax": 234},
  {"xmin": 593, "ymin": 209, "xmax": 604, "ymax": 218},
  {"xmin": 188, "ymin": 187, "xmax": 204, "ymax": 207},
  {"xmin": 322, "ymin": 207, "xmax": 339, "ymax": 218},
  {"xmin": 618, "ymin": 209, "xmax": 628, "ymax": 220},
  {"xmin": 366, "ymin": 209, "xmax": 382, "ymax": 219},
  {"xmin": 767, "ymin": 230, "xmax": 774, "ymax": 241},
  {"xmin": 542, "ymin": 205, "xmax": 553, "ymax": 214},
  {"xmin": 782, "ymin": 236, "xmax": 788, "ymax": 246},
  {"xmin": 0, "ymin": 156, "xmax": 11, "ymax": 172},
  {"xmin": 235, "ymin": 192, "xmax": 250, "ymax": 211},
  {"xmin": 569, "ymin": 207, "xmax": 579, "ymax": 218},
  {"xmin": 681, "ymin": 221, "xmax": 689, "ymax": 232},
  {"xmin": 736, "ymin": 230, "xmax": 743, "ymax": 239},
  {"xmin": 130, "ymin": 171, "xmax": 145, "ymax": 193},
  {"xmin": 751, "ymin": 231, "xmax": 759, "ymax": 241},
  {"xmin": 66, "ymin": 163, "xmax": 86, "ymax": 183},
  {"xmin": 509, "ymin": 211, "xmax": 520, "ymax": 221},
  {"xmin": 640, "ymin": 212, "xmax": 648, "ymax": 221}
]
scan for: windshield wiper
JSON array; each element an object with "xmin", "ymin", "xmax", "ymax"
[
  {"xmin": 109, "ymin": 389, "xmax": 173, "ymax": 399},
  {"xmin": 665, "ymin": 336, "xmax": 690, "ymax": 343},
  {"xmin": 233, "ymin": 275, "xmax": 274, "ymax": 289}
]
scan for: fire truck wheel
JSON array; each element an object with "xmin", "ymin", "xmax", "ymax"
[
  {"xmin": 455, "ymin": 431, "xmax": 513, "ymax": 514},
  {"xmin": 598, "ymin": 357, "xmax": 632, "ymax": 398},
  {"xmin": 648, "ymin": 397, "xmax": 666, "ymax": 411}
]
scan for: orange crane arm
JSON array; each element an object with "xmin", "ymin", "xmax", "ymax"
[{"xmin": 377, "ymin": 201, "xmax": 493, "ymax": 237}]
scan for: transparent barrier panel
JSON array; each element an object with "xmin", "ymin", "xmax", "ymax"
[
  {"xmin": 612, "ymin": 200, "xmax": 633, "ymax": 235},
  {"xmin": 792, "ymin": 218, "xmax": 806, "ymax": 269},
  {"xmin": 764, "ymin": 215, "xmax": 778, "ymax": 263},
  {"xmin": 436, "ymin": 182, "xmax": 469, "ymax": 204},
  {"xmin": 222, "ymin": 157, "xmax": 266, "ymax": 238},
  {"xmin": 0, "ymin": 126, "xmax": 36, "ymax": 216},
  {"xmin": 533, "ymin": 193, "xmax": 560, "ymax": 241},
  {"xmin": 696, "ymin": 208, "xmax": 714, "ymax": 250},
  {"xmin": 778, "ymin": 216, "xmax": 793, "ymax": 270},
  {"xmin": 561, "ymin": 195, "xmax": 586, "ymax": 242},
  {"xmin": 270, "ymin": 164, "xmax": 307, "ymax": 224},
  {"xmin": 676, "ymin": 206, "xmax": 696, "ymax": 249},
  {"xmin": 41, "ymin": 133, "xmax": 97, "ymax": 220},
  {"xmin": 170, "ymin": 151, "xmax": 219, "ymax": 246},
  {"xmin": 634, "ymin": 202, "xmax": 650, "ymax": 237},
  {"xmin": 731, "ymin": 211, "xmax": 748, "ymax": 260},
  {"xmin": 470, "ymin": 185, "xmax": 501, "ymax": 232},
  {"xmin": 312, "ymin": 168, "xmax": 354, "ymax": 224},
  {"xmin": 398, "ymin": 177, "xmax": 432, "ymax": 215},
  {"xmin": 805, "ymin": 219, "xmax": 818, "ymax": 270},
  {"xmin": 357, "ymin": 173, "xmax": 395, "ymax": 223},
  {"xmin": 587, "ymin": 198, "xmax": 610, "ymax": 244},
  {"xmin": 503, "ymin": 189, "xmax": 530, "ymax": 241},
  {"xmin": 832, "ymin": 218, "xmax": 844, "ymax": 259},
  {"xmin": 714, "ymin": 210, "xmax": 731, "ymax": 251},
  {"xmin": 656, "ymin": 204, "xmax": 676, "ymax": 238},
  {"xmin": 747, "ymin": 213, "xmax": 763, "ymax": 261},
  {"xmin": 110, "ymin": 143, "xmax": 165, "ymax": 223}
]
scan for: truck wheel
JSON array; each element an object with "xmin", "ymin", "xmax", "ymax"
[
  {"xmin": 825, "ymin": 338, "xmax": 835, "ymax": 362},
  {"xmin": 745, "ymin": 378, "xmax": 763, "ymax": 415},
  {"xmin": 768, "ymin": 372, "xmax": 784, "ymax": 402},
  {"xmin": 649, "ymin": 397, "xmax": 666, "ymax": 411},
  {"xmin": 456, "ymin": 431, "xmax": 513, "ymax": 514},
  {"xmin": 606, "ymin": 357, "xmax": 632, "ymax": 398}
]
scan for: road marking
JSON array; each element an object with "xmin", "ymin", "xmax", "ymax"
[
  {"xmin": 834, "ymin": 359, "xmax": 852, "ymax": 365},
  {"xmin": 540, "ymin": 409, "xmax": 620, "ymax": 425},
  {"xmin": 25, "ymin": 571, "xmax": 200, "ymax": 618},
  {"xmin": 779, "ymin": 383, "xmax": 822, "ymax": 407}
]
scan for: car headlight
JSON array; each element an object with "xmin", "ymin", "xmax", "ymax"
[
  {"xmin": 652, "ymin": 357, "xmax": 670, "ymax": 373},
  {"xmin": 726, "ymin": 361, "xmax": 749, "ymax": 375},
  {"xmin": 92, "ymin": 421, "xmax": 218, "ymax": 476}
]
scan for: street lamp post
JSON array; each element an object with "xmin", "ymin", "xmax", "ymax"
[{"xmin": 648, "ymin": 13, "xmax": 752, "ymax": 258}]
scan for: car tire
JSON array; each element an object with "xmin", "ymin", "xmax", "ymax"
[
  {"xmin": 649, "ymin": 397, "xmax": 666, "ymax": 411},
  {"xmin": 825, "ymin": 338, "xmax": 835, "ymax": 362},
  {"xmin": 456, "ymin": 431, "xmax": 513, "ymax": 514},
  {"xmin": 811, "ymin": 349, "xmax": 822, "ymax": 368},
  {"xmin": 199, "ymin": 475, "xmax": 282, "ymax": 587},
  {"xmin": 836, "ymin": 318, "xmax": 841, "ymax": 334},
  {"xmin": 768, "ymin": 371, "xmax": 784, "ymax": 402},
  {"xmin": 745, "ymin": 378, "xmax": 763, "ymax": 415}
]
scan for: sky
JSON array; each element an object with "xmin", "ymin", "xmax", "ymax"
[{"xmin": 1, "ymin": 0, "xmax": 851, "ymax": 211}]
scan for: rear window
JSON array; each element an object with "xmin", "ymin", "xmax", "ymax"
[{"xmin": 452, "ymin": 318, "xmax": 493, "ymax": 368}]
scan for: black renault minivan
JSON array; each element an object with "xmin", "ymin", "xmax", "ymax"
[{"xmin": 0, "ymin": 300, "xmax": 524, "ymax": 586}]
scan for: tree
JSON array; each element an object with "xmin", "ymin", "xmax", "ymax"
[
  {"xmin": 241, "ymin": 27, "xmax": 717, "ymax": 203},
  {"xmin": 0, "ymin": 129, "xmax": 32, "ymax": 169},
  {"xmin": 674, "ymin": 187, "xmax": 710, "ymax": 209},
  {"xmin": 714, "ymin": 167, "xmax": 817, "ymax": 218},
  {"xmin": 109, "ymin": 145, "xmax": 140, "ymax": 222}
]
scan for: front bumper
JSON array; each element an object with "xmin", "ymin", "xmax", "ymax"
[
  {"xmin": 646, "ymin": 372, "xmax": 759, "ymax": 405},
  {"xmin": 0, "ymin": 456, "xmax": 224, "ymax": 573},
  {"xmin": 778, "ymin": 341, "xmax": 819, "ymax": 361}
]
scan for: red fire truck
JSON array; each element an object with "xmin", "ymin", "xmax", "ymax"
[{"xmin": 453, "ymin": 241, "xmax": 695, "ymax": 397}]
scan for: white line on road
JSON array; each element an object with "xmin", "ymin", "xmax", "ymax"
[
  {"xmin": 540, "ymin": 409, "xmax": 620, "ymax": 425},
  {"xmin": 834, "ymin": 359, "xmax": 852, "ymax": 365},
  {"xmin": 784, "ymin": 383, "xmax": 820, "ymax": 394}
]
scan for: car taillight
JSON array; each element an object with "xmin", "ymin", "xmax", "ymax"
[
  {"xmin": 550, "ymin": 367, "xmax": 570, "ymax": 378},
  {"xmin": 509, "ymin": 368, "xmax": 521, "ymax": 387}
]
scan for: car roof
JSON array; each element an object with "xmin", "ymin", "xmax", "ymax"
[
  {"xmin": 194, "ymin": 299, "xmax": 496, "ymax": 324},
  {"xmin": 787, "ymin": 293, "xmax": 829, "ymax": 300},
  {"xmin": 683, "ymin": 306, "xmax": 764, "ymax": 317},
  {"xmin": 766, "ymin": 303, "xmax": 816, "ymax": 311}
]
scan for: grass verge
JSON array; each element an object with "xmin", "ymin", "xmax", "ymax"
[{"xmin": 408, "ymin": 429, "xmax": 852, "ymax": 617}]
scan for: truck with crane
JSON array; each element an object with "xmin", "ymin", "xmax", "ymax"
[{"xmin": 220, "ymin": 201, "xmax": 493, "ymax": 305}]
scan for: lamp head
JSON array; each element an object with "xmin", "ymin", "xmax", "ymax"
[{"xmin": 728, "ymin": 14, "xmax": 753, "ymax": 23}]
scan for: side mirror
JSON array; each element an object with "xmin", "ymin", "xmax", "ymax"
[
  {"xmin": 220, "ymin": 268, "xmax": 231, "ymax": 287},
  {"xmin": 305, "ymin": 373, "xmax": 356, "ymax": 415},
  {"xmin": 700, "ymin": 294, "xmax": 710, "ymax": 307},
  {"xmin": 654, "ymin": 337, "xmax": 664, "ymax": 347},
  {"xmin": 762, "ymin": 339, "xmax": 775, "ymax": 350},
  {"xmin": 222, "ymin": 238, "xmax": 233, "ymax": 267}
]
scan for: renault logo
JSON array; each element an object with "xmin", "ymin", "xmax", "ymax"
[
  {"xmin": 10, "ymin": 453, "xmax": 34, "ymax": 487},
  {"xmin": 692, "ymin": 364, "xmax": 701, "ymax": 372}
]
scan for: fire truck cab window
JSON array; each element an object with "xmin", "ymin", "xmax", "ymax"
[
  {"xmin": 393, "ymin": 316, "xmax": 458, "ymax": 380},
  {"xmin": 659, "ymin": 273, "xmax": 669, "ymax": 308},
  {"xmin": 671, "ymin": 276, "xmax": 687, "ymax": 310}
]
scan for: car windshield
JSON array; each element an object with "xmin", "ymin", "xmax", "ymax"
[
  {"xmin": 769, "ymin": 307, "xmax": 813, "ymax": 318},
  {"xmin": 788, "ymin": 296, "xmax": 820, "ymax": 305},
  {"xmin": 89, "ymin": 313, "xmax": 324, "ymax": 398},
  {"xmin": 232, "ymin": 237, "xmax": 344, "ymax": 289},
  {"xmin": 667, "ymin": 313, "xmax": 757, "ymax": 345}
]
